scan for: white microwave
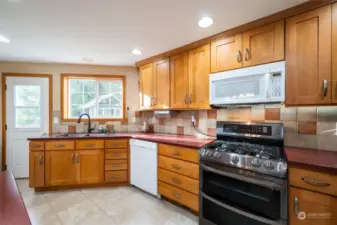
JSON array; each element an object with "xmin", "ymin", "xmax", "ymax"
[{"xmin": 210, "ymin": 61, "xmax": 285, "ymax": 106}]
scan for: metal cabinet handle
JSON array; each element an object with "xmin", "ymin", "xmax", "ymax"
[
  {"xmin": 301, "ymin": 177, "xmax": 330, "ymax": 187},
  {"xmin": 188, "ymin": 94, "xmax": 192, "ymax": 104},
  {"xmin": 237, "ymin": 50, "xmax": 242, "ymax": 63},
  {"xmin": 172, "ymin": 178, "xmax": 181, "ymax": 184},
  {"xmin": 172, "ymin": 164, "xmax": 181, "ymax": 169},
  {"xmin": 111, "ymin": 154, "xmax": 121, "ymax": 157},
  {"xmin": 173, "ymin": 193, "xmax": 181, "ymax": 199},
  {"xmin": 294, "ymin": 196, "xmax": 299, "ymax": 216},
  {"xmin": 112, "ymin": 175, "xmax": 120, "ymax": 179},
  {"xmin": 32, "ymin": 144, "xmax": 41, "ymax": 148},
  {"xmin": 76, "ymin": 153, "xmax": 79, "ymax": 163},
  {"xmin": 71, "ymin": 153, "xmax": 75, "ymax": 164},
  {"xmin": 153, "ymin": 97, "xmax": 156, "ymax": 106},
  {"xmin": 244, "ymin": 48, "xmax": 250, "ymax": 61},
  {"xmin": 39, "ymin": 156, "xmax": 43, "ymax": 165},
  {"xmin": 323, "ymin": 80, "xmax": 328, "ymax": 97},
  {"xmin": 172, "ymin": 151, "xmax": 180, "ymax": 156},
  {"xmin": 85, "ymin": 144, "xmax": 95, "ymax": 147},
  {"xmin": 55, "ymin": 144, "xmax": 65, "ymax": 147},
  {"xmin": 184, "ymin": 94, "xmax": 188, "ymax": 104},
  {"xmin": 111, "ymin": 164, "xmax": 121, "ymax": 167}
]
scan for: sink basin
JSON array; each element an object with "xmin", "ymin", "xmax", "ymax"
[
  {"xmin": 88, "ymin": 133, "xmax": 109, "ymax": 136},
  {"xmin": 58, "ymin": 133, "xmax": 89, "ymax": 137}
]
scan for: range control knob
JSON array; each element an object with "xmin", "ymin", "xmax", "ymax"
[
  {"xmin": 200, "ymin": 148, "xmax": 206, "ymax": 156},
  {"xmin": 213, "ymin": 151, "xmax": 221, "ymax": 158},
  {"xmin": 205, "ymin": 150, "xmax": 212, "ymax": 156},
  {"xmin": 232, "ymin": 155, "xmax": 239, "ymax": 164},
  {"xmin": 264, "ymin": 161, "xmax": 275, "ymax": 170},
  {"xmin": 251, "ymin": 158, "xmax": 261, "ymax": 167}
]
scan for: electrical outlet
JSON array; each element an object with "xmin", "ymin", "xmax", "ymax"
[{"xmin": 191, "ymin": 115, "xmax": 196, "ymax": 124}]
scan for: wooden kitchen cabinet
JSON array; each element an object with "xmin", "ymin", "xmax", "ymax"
[
  {"xmin": 211, "ymin": 34, "xmax": 243, "ymax": 72},
  {"xmin": 332, "ymin": 3, "xmax": 337, "ymax": 103},
  {"xmin": 46, "ymin": 150, "xmax": 77, "ymax": 186},
  {"xmin": 286, "ymin": 5, "xmax": 332, "ymax": 105},
  {"xmin": 289, "ymin": 187, "xmax": 337, "ymax": 225},
  {"xmin": 188, "ymin": 44, "xmax": 211, "ymax": 109},
  {"xmin": 242, "ymin": 20, "xmax": 284, "ymax": 67},
  {"xmin": 78, "ymin": 150, "xmax": 104, "ymax": 184},
  {"xmin": 139, "ymin": 63, "xmax": 154, "ymax": 110},
  {"xmin": 153, "ymin": 58, "xmax": 170, "ymax": 109},
  {"xmin": 170, "ymin": 52, "xmax": 189, "ymax": 109},
  {"xmin": 29, "ymin": 151, "xmax": 45, "ymax": 187}
]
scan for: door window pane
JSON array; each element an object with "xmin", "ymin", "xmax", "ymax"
[
  {"xmin": 15, "ymin": 108, "xmax": 41, "ymax": 128},
  {"xmin": 15, "ymin": 85, "xmax": 41, "ymax": 106}
]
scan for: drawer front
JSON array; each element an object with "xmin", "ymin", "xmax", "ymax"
[
  {"xmin": 45, "ymin": 141, "xmax": 74, "ymax": 150},
  {"xmin": 158, "ymin": 144, "xmax": 199, "ymax": 163},
  {"xmin": 105, "ymin": 171, "xmax": 128, "ymax": 182},
  {"xmin": 76, "ymin": 140, "xmax": 104, "ymax": 150},
  {"xmin": 289, "ymin": 166, "xmax": 337, "ymax": 196},
  {"xmin": 158, "ymin": 181, "xmax": 199, "ymax": 212},
  {"xmin": 105, "ymin": 149, "xmax": 128, "ymax": 159},
  {"xmin": 158, "ymin": 168, "xmax": 199, "ymax": 195},
  {"xmin": 105, "ymin": 139, "xmax": 128, "ymax": 149},
  {"xmin": 105, "ymin": 159, "xmax": 128, "ymax": 171},
  {"xmin": 158, "ymin": 155, "xmax": 199, "ymax": 179},
  {"xmin": 29, "ymin": 141, "xmax": 45, "ymax": 151}
]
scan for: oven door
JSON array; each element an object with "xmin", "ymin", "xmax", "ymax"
[{"xmin": 200, "ymin": 162, "xmax": 287, "ymax": 225}]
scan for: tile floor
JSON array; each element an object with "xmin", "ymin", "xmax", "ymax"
[{"xmin": 16, "ymin": 179, "xmax": 198, "ymax": 225}]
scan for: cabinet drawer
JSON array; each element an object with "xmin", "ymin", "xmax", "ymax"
[
  {"xmin": 158, "ymin": 181, "xmax": 199, "ymax": 212},
  {"xmin": 158, "ymin": 144, "xmax": 198, "ymax": 163},
  {"xmin": 76, "ymin": 140, "xmax": 104, "ymax": 150},
  {"xmin": 105, "ymin": 159, "xmax": 128, "ymax": 171},
  {"xmin": 105, "ymin": 149, "xmax": 127, "ymax": 159},
  {"xmin": 105, "ymin": 139, "xmax": 128, "ymax": 149},
  {"xmin": 158, "ymin": 168, "xmax": 199, "ymax": 195},
  {"xmin": 45, "ymin": 141, "xmax": 74, "ymax": 150},
  {"xmin": 105, "ymin": 171, "xmax": 128, "ymax": 182},
  {"xmin": 29, "ymin": 141, "xmax": 45, "ymax": 151},
  {"xmin": 289, "ymin": 166, "xmax": 337, "ymax": 196},
  {"xmin": 158, "ymin": 155, "xmax": 199, "ymax": 179}
]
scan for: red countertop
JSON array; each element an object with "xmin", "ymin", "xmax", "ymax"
[
  {"xmin": 27, "ymin": 132, "xmax": 215, "ymax": 149},
  {"xmin": 285, "ymin": 147, "xmax": 337, "ymax": 171},
  {"xmin": 0, "ymin": 171, "xmax": 31, "ymax": 225}
]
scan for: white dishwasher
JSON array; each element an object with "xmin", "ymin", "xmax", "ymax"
[{"xmin": 130, "ymin": 139, "xmax": 158, "ymax": 196}]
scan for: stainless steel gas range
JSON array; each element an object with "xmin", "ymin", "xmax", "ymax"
[{"xmin": 199, "ymin": 121, "xmax": 288, "ymax": 225}]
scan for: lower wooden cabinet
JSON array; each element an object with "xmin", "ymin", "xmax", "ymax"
[
  {"xmin": 29, "ymin": 151, "xmax": 45, "ymax": 188},
  {"xmin": 78, "ymin": 150, "xmax": 104, "ymax": 184},
  {"xmin": 289, "ymin": 187, "xmax": 337, "ymax": 225},
  {"xmin": 45, "ymin": 150, "xmax": 78, "ymax": 186}
]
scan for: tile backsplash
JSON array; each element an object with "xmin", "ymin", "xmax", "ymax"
[{"xmin": 53, "ymin": 104, "xmax": 337, "ymax": 152}]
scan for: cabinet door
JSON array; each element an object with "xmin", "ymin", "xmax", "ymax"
[
  {"xmin": 78, "ymin": 150, "xmax": 104, "ymax": 184},
  {"xmin": 153, "ymin": 58, "xmax": 170, "ymax": 109},
  {"xmin": 188, "ymin": 44, "xmax": 211, "ymax": 109},
  {"xmin": 29, "ymin": 151, "xmax": 45, "ymax": 187},
  {"xmin": 242, "ymin": 20, "xmax": 284, "ymax": 67},
  {"xmin": 45, "ymin": 151, "xmax": 77, "ymax": 186},
  {"xmin": 211, "ymin": 34, "xmax": 243, "ymax": 73},
  {"xmin": 286, "ymin": 5, "xmax": 331, "ymax": 105},
  {"xmin": 139, "ymin": 63, "xmax": 153, "ymax": 110},
  {"xmin": 333, "ymin": 3, "xmax": 337, "ymax": 103},
  {"xmin": 170, "ymin": 52, "xmax": 189, "ymax": 109},
  {"xmin": 289, "ymin": 187, "xmax": 337, "ymax": 225}
]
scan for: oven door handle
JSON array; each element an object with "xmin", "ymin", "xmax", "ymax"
[
  {"xmin": 200, "ymin": 163, "xmax": 285, "ymax": 190},
  {"xmin": 201, "ymin": 192, "xmax": 286, "ymax": 225}
]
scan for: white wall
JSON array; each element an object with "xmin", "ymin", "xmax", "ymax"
[{"xmin": 0, "ymin": 61, "xmax": 139, "ymax": 169}]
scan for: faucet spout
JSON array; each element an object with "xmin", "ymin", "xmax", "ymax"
[{"xmin": 77, "ymin": 113, "xmax": 95, "ymax": 133}]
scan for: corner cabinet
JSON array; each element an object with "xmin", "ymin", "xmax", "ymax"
[{"xmin": 286, "ymin": 5, "xmax": 332, "ymax": 105}]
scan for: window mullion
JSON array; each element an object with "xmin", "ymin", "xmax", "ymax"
[{"xmin": 96, "ymin": 80, "xmax": 99, "ymax": 118}]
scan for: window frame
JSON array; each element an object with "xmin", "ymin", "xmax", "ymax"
[{"xmin": 60, "ymin": 74, "xmax": 126, "ymax": 122}]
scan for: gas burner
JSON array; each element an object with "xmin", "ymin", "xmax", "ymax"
[
  {"xmin": 260, "ymin": 151, "xmax": 272, "ymax": 159},
  {"xmin": 235, "ymin": 148, "xmax": 248, "ymax": 155}
]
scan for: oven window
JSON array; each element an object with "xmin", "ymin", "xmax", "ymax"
[
  {"xmin": 202, "ymin": 170, "xmax": 281, "ymax": 220},
  {"xmin": 203, "ymin": 197, "xmax": 270, "ymax": 225}
]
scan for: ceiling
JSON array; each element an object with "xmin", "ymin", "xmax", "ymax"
[{"xmin": 0, "ymin": 0, "xmax": 307, "ymax": 66}]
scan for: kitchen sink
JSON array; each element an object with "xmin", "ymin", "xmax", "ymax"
[{"xmin": 58, "ymin": 133, "xmax": 109, "ymax": 137}]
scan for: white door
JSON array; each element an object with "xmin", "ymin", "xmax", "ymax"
[{"xmin": 6, "ymin": 77, "xmax": 49, "ymax": 178}]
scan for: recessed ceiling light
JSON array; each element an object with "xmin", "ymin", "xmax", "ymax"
[
  {"xmin": 0, "ymin": 34, "xmax": 10, "ymax": 43},
  {"xmin": 198, "ymin": 17, "xmax": 214, "ymax": 28},
  {"xmin": 132, "ymin": 49, "xmax": 142, "ymax": 55}
]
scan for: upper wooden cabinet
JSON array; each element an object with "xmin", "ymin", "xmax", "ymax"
[
  {"xmin": 153, "ymin": 58, "xmax": 170, "ymax": 109},
  {"xmin": 286, "ymin": 5, "xmax": 332, "ymax": 105},
  {"xmin": 211, "ymin": 34, "xmax": 243, "ymax": 73},
  {"xmin": 242, "ymin": 20, "xmax": 284, "ymax": 67},
  {"xmin": 29, "ymin": 151, "xmax": 45, "ymax": 188},
  {"xmin": 333, "ymin": 3, "xmax": 337, "ymax": 103},
  {"xmin": 188, "ymin": 44, "xmax": 211, "ymax": 109},
  {"xmin": 139, "ymin": 63, "xmax": 153, "ymax": 110},
  {"xmin": 170, "ymin": 52, "xmax": 189, "ymax": 109}
]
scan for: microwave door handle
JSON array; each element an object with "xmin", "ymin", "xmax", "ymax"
[
  {"xmin": 265, "ymin": 73, "xmax": 271, "ymax": 98},
  {"xmin": 201, "ymin": 192, "xmax": 281, "ymax": 225}
]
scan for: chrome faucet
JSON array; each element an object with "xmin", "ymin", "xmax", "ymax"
[{"xmin": 77, "ymin": 113, "xmax": 96, "ymax": 134}]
